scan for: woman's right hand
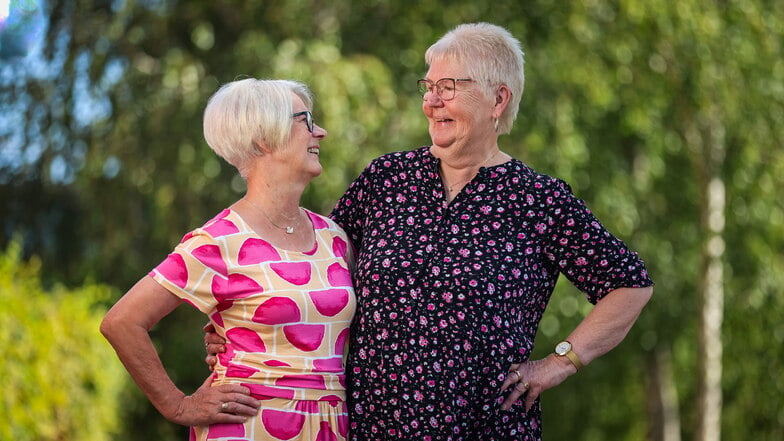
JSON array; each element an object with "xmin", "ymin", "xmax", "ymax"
[
  {"xmin": 203, "ymin": 323, "xmax": 227, "ymax": 371},
  {"xmin": 168, "ymin": 376, "xmax": 261, "ymax": 426}
]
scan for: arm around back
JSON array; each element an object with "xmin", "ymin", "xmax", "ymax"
[
  {"xmin": 100, "ymin": 276, "xmax": 193, "ymax": 421},
  {"xmin": 100, "ymin": 276, "xmax": 259, "ymax": 426}
]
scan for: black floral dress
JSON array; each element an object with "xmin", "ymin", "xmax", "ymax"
[{"xmin": 330, "ymin": 146, "xmax": 653, "ymax": 440}]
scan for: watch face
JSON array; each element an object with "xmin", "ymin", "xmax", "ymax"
[{"xmin": 555, "ymin": 341, "xmax": 572, "ymax": 355}]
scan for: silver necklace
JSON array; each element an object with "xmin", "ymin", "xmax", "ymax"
[
  {"xmin": 244, "ymin": 198, "xmax": 301, "ymax": 234},
  {"xmin": 443, "ymin": 149, "xmax": 501, "ymax": 193}
]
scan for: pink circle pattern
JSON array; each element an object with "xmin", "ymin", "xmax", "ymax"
[{"xmin": 154, "ymin": 209, "xmax": 354, "ymax": 440}]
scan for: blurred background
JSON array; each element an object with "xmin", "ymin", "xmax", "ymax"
[{"xmin": 1, "ymin": 0, "xmax": 782, "ymax": 440}]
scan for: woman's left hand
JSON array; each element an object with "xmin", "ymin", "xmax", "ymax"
[
  {"xmin": 499, "ymin": 354, "xmax": 576, "ymax": 412},
  {"xmin": 168, "ymin": 376, "xmax": 261, "ymax": 426}
]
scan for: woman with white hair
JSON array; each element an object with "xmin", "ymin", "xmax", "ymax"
[
  {"xmin": 102, "ymin": 78, "xmax": 355, "ymax": 441},
  {"xmin": 207, "ymin": 23, "xmax": 654, "ymax": 440},
  {"xmin": 331, "ymin": 22, "xmax": 653, "ymax": 439}
]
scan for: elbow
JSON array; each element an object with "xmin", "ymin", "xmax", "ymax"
[
  {"xmin": 603, "ymin": 285, "xmax": 654, "ymax": 311},
  {"xmin": 640, "ymin": 285, "xmax": 654, "ymax": 303},
  {"xmin": 99, "ymin": 314, "xmax": 114, "ymax": 342},
  {"xmin": 100, "ymin": 309, "xmax": 124, "ymax": 343},
  {"xmin": 630, "ymin": 285, "xmax": 654, "ymax": 316}
]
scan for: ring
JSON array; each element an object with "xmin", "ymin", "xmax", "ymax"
[
  {"xmin": 523, "ymin": 382, "xmax": 530, "ymax": 389},
  {"xmin": 509, "ymin": 368, "xmax": 520, "ymax": 379},
  {"xmin": 221, "ymin": 402, "xmax": 228, "ymax": 411}
]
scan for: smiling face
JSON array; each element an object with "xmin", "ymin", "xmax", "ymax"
[
  {"xmin": 422, "ymin": 58, "xmax": 497, "ymax": 157},
  {"xmin": 276, "ymin": 93, "xmax": 327, "ymax": 181}
]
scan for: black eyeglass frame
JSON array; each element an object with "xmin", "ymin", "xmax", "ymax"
[
  {"xmin": 292, "ymin": 111, "xmax": 314, "ymax": 133},
  {"xmin": 416, "ymin": 78, "xmax": 474, "ymax": 101}
]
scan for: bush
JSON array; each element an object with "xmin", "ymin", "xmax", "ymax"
[{"xmin": 0, "ymin": 242, "xmax": 128, "ymax": 441}]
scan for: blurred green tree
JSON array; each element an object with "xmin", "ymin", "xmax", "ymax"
[
  {"xmin": 1, "ymin": 0, "xmax": 782, "ymax": 440},
  {"xmin": 516, "ymin": 1, "xmax": 784, "ymax": 440},
  {"xmin": 0, "ymin": 241, "xmax": 127, "ymax": 441}
]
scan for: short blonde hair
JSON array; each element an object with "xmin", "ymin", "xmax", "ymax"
[
  {"xmin": 425, "ymin": 23, "xmax": 525, "ymax": 134},
  {"xmin": 203, "ymin": 78, "xmax": 313, "ymax": 177}
]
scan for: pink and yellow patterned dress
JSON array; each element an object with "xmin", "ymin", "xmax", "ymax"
[{"xmin": 151, "ymin": 208, "xmax": 356, "ymax": 441}]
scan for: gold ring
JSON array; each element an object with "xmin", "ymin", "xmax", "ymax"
[
  {"xmin": 221, "ymin": 402, "xmax": 228, "ymax": 411},
  {"xmin": 523, "ymin": 382, "xmax": 530, "ymax": 389},
  {"xmin": 509, "ymin": 368, "xmax": 520, "ymax": 379}
]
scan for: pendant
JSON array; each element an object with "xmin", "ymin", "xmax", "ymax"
[{"xmin": 285, "ymin": 226, "xmax": 295, "ymax": 234}]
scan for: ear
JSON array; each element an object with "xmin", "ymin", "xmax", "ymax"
[
  {"xmin": 253, "ymin": 139, "xmax": 272, "ymax": 155},
  {"xmin": 493, "ymin": 85, "xmax": 512, "ymax": 119}
]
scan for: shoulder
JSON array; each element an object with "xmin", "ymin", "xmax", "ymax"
[
  {"xmin": 307, "ymin": 210, "xmax": 352, "ymax": 238},
  {"xmin": 346, "ymin": 146, "xmax": 433, "ymax": 194},
  {"xmin": 502, "ymin": 159, "xmax": 574, "ymax": 195},
  {"xmin": 367, "ymin": 146, "xmax": 432, "ymax": 171},
  {"xmin": 307, "ymin": 210, "xmax": 342, "ymax": 231},
  {"xmin": 177, "ymin": 208, "xmax": 244, "ymax": 247}
]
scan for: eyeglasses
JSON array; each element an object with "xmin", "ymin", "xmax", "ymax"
[
  {"xmin": 417, "ymin": 78, "xmax": 474, "ymax": 101},
  {"xmin": 292, "ymin": 111, "xmax": 314, "ymax": 133}
]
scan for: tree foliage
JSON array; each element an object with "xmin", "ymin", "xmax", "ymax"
[
  {"xmin": 0, "ymin": 241, "xmax": 127, "ymax": 441},
  {"xmin": 1, "ymin": 0, "xmax": 783, "ymax": 440}
]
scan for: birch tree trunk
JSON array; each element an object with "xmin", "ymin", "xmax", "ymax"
[
  {"xmin": 691, "ymin": 114, "xmax": 726, "ymax": 441},
  {"xmin": 646, "ymin": 348, "xmax": 682, "ymax": 441}
]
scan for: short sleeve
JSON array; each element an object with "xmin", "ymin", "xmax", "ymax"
[
  {"xmin": 149, "ymin": 230, "xmax": 228, "ymax": 314},
  {"xmin": 541, "ymin": 178, "xmax": 653, "ymax": 303},
  {"xmin": 330, "ymin": 160, "xmax": 377, "ymax": 248}
]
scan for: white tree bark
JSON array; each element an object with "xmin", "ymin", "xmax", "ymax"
[
  {"xmin": 646, "ymin": 348, "xmax": 682, "ymax": 441},
  {"xmin": 692, "ymin": 116, "xmax": 725, "ymax": 441}
]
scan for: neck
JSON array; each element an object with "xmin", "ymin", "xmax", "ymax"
[
  {"xmin": 439, "ymin": 147, "xmax": 500, "ymax": 178},
  {"xmin": 237, "ymin": 158, "xmax": 315, "ymax": 239},
  {"xmin": 243, "ymin": 196, "xmax": 302, "ymax": 235},
  {"xmin": 429, "ymin": 127, "xmax": 500, "ymax": 163},
  {"xmin": 438, "ymin": 148, "xmax": 502, "ymax": 201},
  {"xmin": 245, "ymin": 174, "xmax": 304, "ymax": 216},
  {"xmin": 242, "ymin": 175, "xmax": 305, "ymax": 236}
]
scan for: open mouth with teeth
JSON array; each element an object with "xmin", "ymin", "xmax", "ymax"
[{"xmin": 307, "ymin": 147, "xmax": 320, "ymax": 155}]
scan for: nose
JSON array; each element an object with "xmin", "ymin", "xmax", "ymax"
[
  {"xmin": 312, "ymin": 123, "xmax": 327, "ymax": 138},
  {"xmin": 423, "ymin": 90, "xmax": 443, "ymax": 107}
]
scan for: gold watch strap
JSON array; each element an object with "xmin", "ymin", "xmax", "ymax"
[{"xmin": 564, "ymin": 349, "xmax": 583, "ymax": 370}]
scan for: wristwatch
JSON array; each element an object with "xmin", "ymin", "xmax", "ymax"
[{"xmin": 554, "ymin": 340, "xmax": 583, "ymax": 370}]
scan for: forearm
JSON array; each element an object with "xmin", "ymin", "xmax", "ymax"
[
  {"xmin": 565, "ymin": 286, "xmax": 653, "ymax": 367},
  {"xmin": 102, "ymin": 319, "xmax": 185, "ymax": 419},
  {"xmin": 502, "ymin": 286, "xmax": 653, "ymax": 411},
  {"xmin": 100, "ymin": 276, "xmax": 186, "ymax": 421}
]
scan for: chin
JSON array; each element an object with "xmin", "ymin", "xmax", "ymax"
[
  {"xmin": 430, "ymin": 132, "xmax": 454, "ymax": 147},
  {"xmin": 430, "ymin": 140, "xmax": 455, "ymax": 150}
]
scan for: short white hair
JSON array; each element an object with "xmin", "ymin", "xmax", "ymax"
[
  {"xmin": 425, "ymin": 23, "xmax": 525, "ymax": 134},
  {"xmin": 203, "ymin": 78, "xmax": 313, "ymax": 177}
]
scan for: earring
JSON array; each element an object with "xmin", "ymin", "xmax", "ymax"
[{"xmin": 494, "ymin": 118, "xmax": 499, "ymax": 132}]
